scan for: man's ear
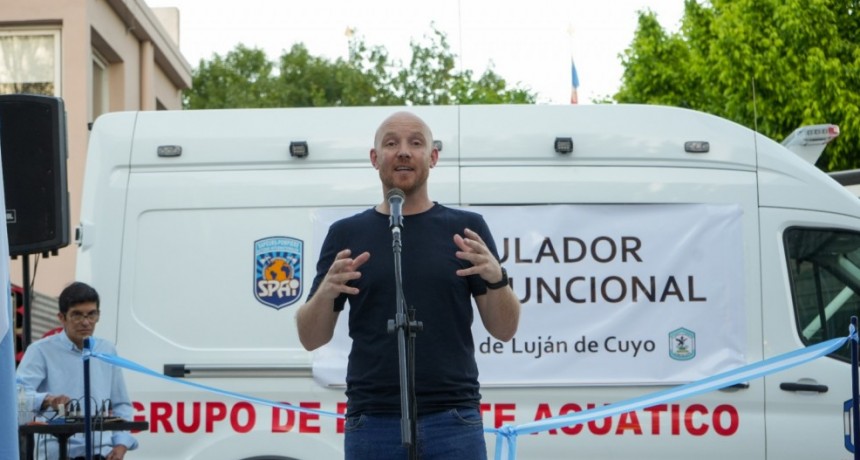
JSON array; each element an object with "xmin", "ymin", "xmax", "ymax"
[{"xmin": 370, "ymin": 148, "xmax": 379, "ymax": 169}]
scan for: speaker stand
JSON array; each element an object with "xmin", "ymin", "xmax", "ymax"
[{"xmin": 20, "ymin": 254, "xmax": 32, "ymax": 348}]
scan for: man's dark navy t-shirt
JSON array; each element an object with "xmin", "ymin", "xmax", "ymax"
[{"xmin": 308, "ymin": 203, "xmax": 498, "ymax": 417}]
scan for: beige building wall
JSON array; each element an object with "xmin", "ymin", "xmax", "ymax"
[{"xmin": 2, "ymin": 0, "xmax": 192, "ymax": 299}]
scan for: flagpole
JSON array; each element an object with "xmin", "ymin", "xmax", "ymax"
[{"xmin": 0, "ymin": 135, "xmax": 20, "ymax": 460}]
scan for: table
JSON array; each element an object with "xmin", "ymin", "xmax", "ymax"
[{"xmin": 19, "ymin": 420, "xmax": 149, "ymax": 460}]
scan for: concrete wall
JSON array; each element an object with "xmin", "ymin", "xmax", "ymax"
[{"xmin": 2, "ymin": 0, "xmax": 192, "ymax": 297}]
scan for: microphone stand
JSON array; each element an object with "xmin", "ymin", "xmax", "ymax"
[
  {"xmin": 83, "ymin": 336, "xmax": 93, "ymax": 460},
  {"xmin": 386, "ymin": 223, "xmax": 422, "ymax": 460}
]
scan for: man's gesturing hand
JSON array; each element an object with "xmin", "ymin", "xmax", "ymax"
[
  {"xmin": 317, "ymin": 249, "xmax": 371, "ymax": 301},
  {"xmin": 453, "ymin": 228, "xmax": 503, "ymax": 284}
]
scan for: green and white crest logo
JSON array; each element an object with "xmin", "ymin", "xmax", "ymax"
[{"xmin": 669, "ymin": 328, "xmax": 696, "ymax": 361}]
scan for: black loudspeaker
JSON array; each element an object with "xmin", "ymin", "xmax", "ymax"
[{"xmin": 0, "ymin": 94, "xmax": 69, "ymax": 256}]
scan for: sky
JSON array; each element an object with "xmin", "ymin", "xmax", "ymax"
[{"xmin": 143, "ymin": 0, "xmax": 686, "ymax": 104}]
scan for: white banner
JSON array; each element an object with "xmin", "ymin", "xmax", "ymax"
[{"xmin": 311, "ymin": 204, "xmax": 746, "ymax": 386}]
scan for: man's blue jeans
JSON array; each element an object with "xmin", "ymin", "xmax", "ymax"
[{"xmin": 344, "ymin": 408, "xmax": 487, "ymax": 459}]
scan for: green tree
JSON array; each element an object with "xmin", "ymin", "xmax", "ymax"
[
  {"xmin": 185, "ymin": 27, "xmax": 535, "ymax": 110},
  {"xmin": 273, "ymin": 42, "xmax": 393, "ymax": 107},
  {"xmin": 392, "ymin": 28, "xmax": 534, "ymax": 105},
  {"xmin": 616, "ymin": 0, "xmax": 860, "ymax": 171},
  {"xmin": 184, "ymin": 44, "xmax": 278, "ymax": 109}
]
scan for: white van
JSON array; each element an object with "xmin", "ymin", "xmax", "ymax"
[{"xmin": 77, "ymin": 104, "xmax": 860, "ymax": 459}]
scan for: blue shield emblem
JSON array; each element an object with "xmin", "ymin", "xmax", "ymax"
[{"xmin": 254, "ymin": 237, "xmax": 303, "ymax": 309}]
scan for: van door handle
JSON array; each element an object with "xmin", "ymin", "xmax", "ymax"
[
  {"xmin": 163, "ymin": 364, "xmax": 190, "ymax": 378},
  {"xmin": 779, "ymin": 382, "xmax": 828, "ymax": 393}
]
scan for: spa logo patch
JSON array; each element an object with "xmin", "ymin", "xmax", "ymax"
[{"xmin": 254, "ymin": 236, "xmax": 303, "ymax": 309}]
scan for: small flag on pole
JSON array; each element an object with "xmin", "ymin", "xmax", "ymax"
[{"xmin": 570, "ymin": 57, "xmax": 580, "ymax": 105}]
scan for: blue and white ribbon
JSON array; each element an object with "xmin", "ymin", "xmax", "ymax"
[
  {"xmin": 85, "ymin": 334, "xmax": 854, "ymax": 460},
  {"xmin": 87, "ymin": 351, "xmax": 342, "ymax": 419},
  {"xmin": 488, "ymin": 335, "xmax": 852, "ymax": 460}
]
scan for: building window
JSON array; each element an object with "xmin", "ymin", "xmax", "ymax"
[
  {"xmin": 0, "ymin": 29, "xmax": 61, "ymax": 96},
  {"xmin": 92, "ymin": 50, "xmax": 109, "ymax": 122}
]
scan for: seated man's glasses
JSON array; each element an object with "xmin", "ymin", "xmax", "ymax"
[{"xmin": 66, "ymin": 311, "xmax": 100, "ymax": 323}]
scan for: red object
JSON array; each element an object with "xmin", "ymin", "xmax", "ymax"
[{"xmin": 42, "ymin": 327, "xmax": 63, "ymax": 338}]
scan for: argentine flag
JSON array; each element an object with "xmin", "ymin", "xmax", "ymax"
[{"xmin": 0, "ymin": 134, "xmax": 18, "ymax": 457}]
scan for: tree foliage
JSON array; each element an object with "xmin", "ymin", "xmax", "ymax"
[
  {"xmin": 616, "ymin": 0, "xmax": 860, "ymax": 171},
  {"xmin": 185, "ymin": 27, "xmax": 535, "ymax": 110}
]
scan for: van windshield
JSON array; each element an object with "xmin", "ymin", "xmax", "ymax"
[{"xmin": 786, "ymin": 227, "xmax": 860, "ymax": 362}]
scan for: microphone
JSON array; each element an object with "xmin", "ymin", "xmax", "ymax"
[{"xmin": 386, "ymin": 188, "xmax": 405, "ymax": 230}]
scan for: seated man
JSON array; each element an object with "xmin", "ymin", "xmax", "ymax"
[{"xmin": 17, "ymin": 282, "xmax": 138, "ymax": 460}]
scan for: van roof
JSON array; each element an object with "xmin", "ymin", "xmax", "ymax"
[
  {"xmin": 110, "ymin": 105, "xmax": 760, "ymax": 169},
  {"xmin": 89, "ymin": 104, "xmax": 857, "ymax": 217}
]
